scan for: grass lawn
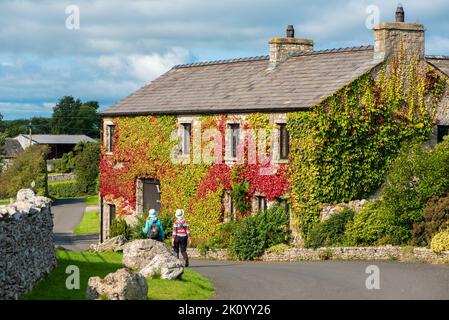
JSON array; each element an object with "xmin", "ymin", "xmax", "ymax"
[
  {"xmin": 84, "ymin": 195, "xmax": 99, "ymax": 206},
  {"xmin": 0, "ymin": 199, "xmax": 10, "ymax": 205},
  {"xmin": 73, "ymin": 211, "xmax": 100, "ymax": 235},
  {"xmin": 22, "ymin": 250, "xmax": 214, "ymax": 300}
]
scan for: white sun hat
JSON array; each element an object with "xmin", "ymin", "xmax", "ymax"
[
  {"xmin": 175, "ymin": 209, "xmax": 184, "ymax": 218},
  {"xmin": 148, "ymin": 209, "xmax": 157, "ymax": 218}
]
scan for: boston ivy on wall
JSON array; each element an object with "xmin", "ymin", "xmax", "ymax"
[
  {"xmin": 100, "ymin": 51, "xmax": 446, "ymax": 244},
  {"xmin": 100, "ymin": 113, "xmax": 289, "ymax": 243},
  {"xmin": 287, "ymin": 54, "xmax": 447, "ymax": 239}
]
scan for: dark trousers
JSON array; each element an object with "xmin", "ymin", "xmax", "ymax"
[{"xmin": 173, "ymin": 236, "xmax": 189, "ymax": 266}]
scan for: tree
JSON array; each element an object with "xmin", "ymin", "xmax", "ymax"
[
  {"xmin": 4, "ymin": 117, "xmax": 52, "ymax": 137},
  {"xmin": 51, "ymin": 96, "xmax": 100, "ymax": 138},
  {"xmin": 0, "ymin": 144, "xmax": 49, "ymax": 198},
  {"xmin": 74, "ymin": 141, "xmax": 100, "ymax": 194},
  {"xmin": 51, "ymin": 96, "xmax": 82, "ymax": 135},
  {"xmin": 74, "ymin": 101, "xmax": 100, "ymax": 138}
]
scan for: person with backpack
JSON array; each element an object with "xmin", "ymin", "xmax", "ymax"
[
  {"xmin": 172, "ymin": 209, "xmax": 191, "ymax": 267},
  {"xmin": 142, "ymin": 209, "xmax": 164, "ymax": 241}
]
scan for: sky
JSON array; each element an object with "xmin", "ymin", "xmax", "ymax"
[{"xmin": 0, "ymin": 0, "xmax": 448, "ymax": 120}]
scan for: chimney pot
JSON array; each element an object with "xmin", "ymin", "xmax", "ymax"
[
  {"xmin": 373, "ymin": 5, "xmax": 425, "ymax": 62},
  {"xmin": 286, "ymin": 25, "xmax": 295, "ymax": 38},
  {"xmin": 268, "ymin": 26, "xmax": 313, "ymax": 68},
  {"xmin": 395, "ymin": 4, "xmax": 405, "ymax": 22}
]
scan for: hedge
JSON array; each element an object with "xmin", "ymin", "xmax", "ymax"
[{"xmin": 48, "ymin": 180, "xmax": 86, "ymax": 198}]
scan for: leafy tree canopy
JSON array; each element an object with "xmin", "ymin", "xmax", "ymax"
[{"xmin": 51, "ymin": 96, "xmax": 100, "ymax": 138}]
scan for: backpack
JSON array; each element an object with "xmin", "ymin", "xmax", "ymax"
[{"xmin": 148, "ymin": 219, "xmax": 161, "ymax": 240}]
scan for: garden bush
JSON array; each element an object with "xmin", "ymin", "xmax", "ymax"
[
  {"xmin": 109, "ymin": 218, "xmax": 131, "ymax": 239},
  {"xmin": 430, "ymin": 229, "xmax": 449, "ymax": 253},
  {"xmin": 230, "ymin": 204, "xmax": 289, "ymax": 260},
  {"xmin": 413, "ymin": 193, "xmax": 449, "ymax": 246},
  {"xmin": 48, "ymin": 180, "xmax": 84, "ymax": 198},
  {"xmin": 344, "ymin": 201, "xmax": 409, "ymax": 246},
  {"xmin": 345, "ymin": 139, "xmax": 449, "ymax": 246},
  {"xmin": 54, "ymin": 152, "xmax": 75, "ymax": 173},
  {"xmin": 74, "ymin": 142, "xmax": 100, "ymax": 194},
  {"xmin": 0, "ymin": 145, "xmax": 48, "ymax": 198},
  {"xmin": 129, "ymin": 214, "xmax": 147, "ymax": 240},
  {"xmin": 196, "ymin": 221, "xmax": 240, "ymax": 253},
  {"xmin": 305, "ymin": 208, "xmax": 354, "ymax": 248}
]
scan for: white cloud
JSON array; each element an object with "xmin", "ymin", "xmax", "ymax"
[
  {"xmin": 97, "ymin": 48, "xmax": 190, "ymax": 82},
  {"xmin": 1, "ymin": 0, "xmax": 449, "ymax": 119}
]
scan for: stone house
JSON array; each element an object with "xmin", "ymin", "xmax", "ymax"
[{"xmin": 99, "ymin": 6, "xmax": 449, "ymax": 242}]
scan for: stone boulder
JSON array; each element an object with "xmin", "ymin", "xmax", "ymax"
[
  {"xmin": 16, "ymin": 189, "xmax": 36, "ymax": 202},
  {"xmin": 140, "ymin": 254, "xmax": 184, "ymax": 280},
  {"xmin": 89, "ymin": 235, "xmax": 128, "ymax": 252},
  {"xmin": 123, "ymin": 239, "xmax": 184, "ymax": 280},
  {"xmin": 85, "ymin": 268, "xmax": 148, "ymax": 300}
]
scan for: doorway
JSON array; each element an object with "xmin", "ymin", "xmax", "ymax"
[{"xmin": 143, "ymin": 179, "xmax": 161, "ymax": 212}]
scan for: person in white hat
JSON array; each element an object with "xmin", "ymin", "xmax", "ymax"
[
  {"xmin": 142, "ymin": 209, "xmax": 164, "ymax": 241},
  {"xmin": 172, "ymin": 209, "xmax": 191, "ymax": 267}
]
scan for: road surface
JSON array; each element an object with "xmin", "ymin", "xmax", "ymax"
[
  {"xmin": 191, "ymin": 259, "xmax": 449, "ymax": 299},
  {"xmin": 52, "ymin": 198, "xmax": 98, "ymax": 251}
]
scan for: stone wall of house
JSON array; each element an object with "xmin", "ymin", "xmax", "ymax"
[{"xmin": 0, "ymin": 189, "xmax": 57, "ymax": 300}]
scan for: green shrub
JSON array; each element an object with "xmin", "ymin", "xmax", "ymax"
[
  {"xmin": 48, "ymin": 180, "xmax": 84, "ymax": 198},
  {"xmin": 305, "ymin": 208, "xmax": 354, "ymax": 248},
  {"xmin": 129, "ymin": 214, "xmax": 147, "ymax": 240},
  {"xmin": 412, "ymin": 193, "xmax": 449, "ymax": 246},
  {"xmin": 195, "ymin": 221, "xmax": 240, "ymax": 252},
  {"xmin": 109, "ymin": 218, "xmax": 131, "ymax": 239},
  {"xmin": 346, "ymin": 139, "xmax": 449, "ymax": 246},
  {"xmin": 344, "ymin": 201, "xmax": 409, "ymax": 246},
  {"xmin": 430, "ymin": 229, "xmax": 449, "ymax": 253},
  {"xmin": 230, "ymin": 204, "xmax": 289, "ymax": 260},
  {"xmin": 265, "ymin": 243, "xmax": 290, "ymax": 255},
  {"xmin": 0, "ymin": 145, "xmax": 49, "ymax": 198},
  {"xmin": 55, "ymin": 152, "xmax": 75, "ymax": 173},
  {"xmin": 74, "ymin": 142, "xmax": 99, "ymax": 194},
  {"xmin": 159, "ymin": 214, "xmax": 173, "ymax": 239}
]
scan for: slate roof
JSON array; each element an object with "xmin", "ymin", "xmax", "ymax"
[
  {"xmin": 2, "ymin": 138, "xmax": 23, "ymax": 158},
  {"xmin": 19, "ymin": 134, "xmax": 96, "ymax": 145},
  {"xmin": 426, "ymin": 56, "xmax": 449, "ymax": 77},
  {"xmin": 101, "ymin": 45, "xmax": 382, "ymax": 116}
]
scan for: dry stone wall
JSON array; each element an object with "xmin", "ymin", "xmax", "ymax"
[
  {"xmin": 188, "ymin": 246, "xmax": 449, "ymax": 264},
  {"xmin": 0, "ymin": 189, "xmax": 57, "ymax": 300}
]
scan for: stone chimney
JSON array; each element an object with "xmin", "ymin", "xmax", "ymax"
[
  {"xmin": 373, "ymin": 4, "xmax": 425, "ymax": 62},
  {"xmin": 269, "ymin": 25, "xmax": 314, "ymax": 68}
]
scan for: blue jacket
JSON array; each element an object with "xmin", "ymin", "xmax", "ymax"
[{"xmin": 142, "ymin": 217, "xmax": 165, "ymax": 241}]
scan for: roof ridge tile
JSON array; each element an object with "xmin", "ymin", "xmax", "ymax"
[{"xmin": 172, "ymin": 45, "xmax": 374, "ymax": 69}]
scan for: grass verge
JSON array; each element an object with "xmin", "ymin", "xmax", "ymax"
[
  {"xmin": 84, "ymin": 195, "xmax": 99, "ymax": 206},
  {"xmin": 74, "ymin": 211, "xmax": 100, "ymax": 235},
  {"xmin": 22, "ymin": 250, "xmax": 214, "ymax": 300}
]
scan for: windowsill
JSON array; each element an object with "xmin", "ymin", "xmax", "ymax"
[
  {"xmin": 224, "ymin": 157, "xmax": 239, "ymax": 164},
  {"xmin": 274, "ymin": 159, "xmax": 289, "ymax": 164},
  {"xmin": 176, "ymin": 154, "xmax": 192, "ymax": 163}
]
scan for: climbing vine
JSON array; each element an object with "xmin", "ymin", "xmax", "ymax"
[
  {"xmin": 100, "ymin": 113, "xmax": 289, "ymax": 242},
  {"xmin": 287, "ymin": 53, "xmax": 447, "ymax": 238}
]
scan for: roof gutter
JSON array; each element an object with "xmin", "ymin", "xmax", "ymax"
[{"xmin": 99, "ymin": 107, "xmax": 312, "ymax": 118}]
